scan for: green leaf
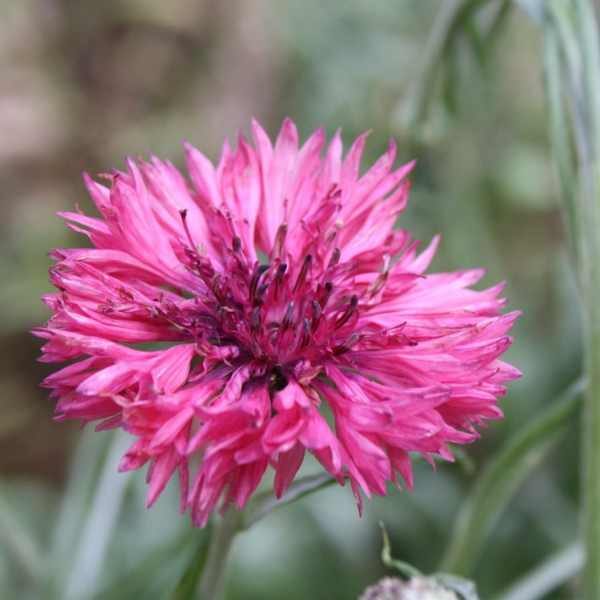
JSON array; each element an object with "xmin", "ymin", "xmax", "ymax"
[
  {"xmin": 170, "ymin": 527, "xmax": 213, "ymax": 600},
  {"xmin": 543, "ymin": 20, "xmax": 578, "ymax": 258},
  {"xmin": 538, "ymin": 3, "xmax": 600, "ymax": 596},
  {"xmin": 0, "ymin": 487, "xmax": 45, "ymax": 582},
  {"xmin": 514, "ymin": 0, "xmax": 546, "ymax": 24},
  {"xmin": 441, "ymin": 378, "xmax": 585, "ymax": 575},
  {"xmin": 494, "ymin": 542, "xmax": 583, "ymax": 600},
  {"xmin": 401, "ymin": 0, "xmax": 495, "ymax": 133},
  {"xmin": 60, "ymin": 431, "xmax": 133, "ymax": 600},
  {"xmin": 484, "ymin": 0, "xmax": 512, "ymax": 44},
  {"xmin": 450, "ymin": 446, "xmax": 477, "ymax": 476},
  {"xmin": 463, "ymin": 15, "xmax": 486, "ymax": 69},
  {"xmin": 45, "ymin": 430, "xmax": 114, "ymax": 595},
  {"xmin": 96, "ymin": 531, "xmax": 195, "ymax": 600},
  {"xmin": 242, "ymin": 473, "xmax": 335, "ymax": 529}
]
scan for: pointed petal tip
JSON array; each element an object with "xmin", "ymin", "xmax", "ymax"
[
  {"xmin": 281, "ymin": 116, "xmax": 296, "ymax": 129},
  {"xmin": 30, "ymin": 327, "xmax": 49, "ymax": 339},
  {"xmin": 277, "ymin": 117, "xmax": 299, "ymax": 145},
  {"xmin": 125, "ymin": 156, "xmax": 139, "ymax": 171},
  {"xmin": 251, "ymin": 116, "xmax": 269, "ymax": 135},
  {"xmin": 353, "ymin": 129, "xmax": 371, "ymax": 147}
]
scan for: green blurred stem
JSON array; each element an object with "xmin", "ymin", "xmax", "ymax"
[
  {"xmin": 404, "ymin": 0, "xmax": 500, "ymax": 130},
  {"xmin": 243, "ymin": 473, "xmax": 334, "ymax": 529},
  {"xmin": 0, "ymin": 493, "xmax": 44, "ymax": 581},
  {"xmin": 379, "ymin": 522, "xmax": 422, "ymax": 579},
  {"xmin": 583, "ymin": 244, "xmax": 600, "ymax": 599},
  {"xmin": 404, "ymin": 0, "xmax": 461, "ymax": 127},
  {"xmin": 495, "ymin": 542, "xmax": 583, "ymax": 600},
  {"xmin": 441, "ymin": 378, "xmax": 584, "ymax": 574},
  {"xmin": 176, "ymin": 473, "xmax": 336, "ymax": 598},
  {"xmin": 558, "ymin": 0, "xmax": 600, "ymax": 595},
  {"xmin": 197, "ymin": 509, "xmax": 240, "ymax": 600},
  {"xmin": 63, "ymin": 431, "xmax": 132, "ymax": 600},
  {"xmin": 196, "ymin": 474, "xmax": 332, "ymax": 598}
]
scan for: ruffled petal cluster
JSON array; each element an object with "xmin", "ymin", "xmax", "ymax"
[{"xmin": 36, "ymin": 119, "xmax": 520, "ymax": 525}]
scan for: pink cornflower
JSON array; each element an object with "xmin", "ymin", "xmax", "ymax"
[{"xmin": 35, "ymin": 119, "xmax": 520, "ymax": 526}]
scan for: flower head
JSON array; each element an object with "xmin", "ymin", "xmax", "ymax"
[{"xmin": 35, "ymin": 118, "xmax": 520, "ymax": 526}]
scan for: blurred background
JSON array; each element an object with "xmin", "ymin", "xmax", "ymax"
[{"xmin": 0, "ymin": 1, "xmax": 583, "ymax": 598}]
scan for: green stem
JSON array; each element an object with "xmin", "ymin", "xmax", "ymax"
[
  {"xmin": 174, "ymin": 474, "xmax": 336, "ymax": 598},
  {"xmin": 197, "ymin": 509, "xmax": 241, "ymax": 600},
  {"xmin": 569, "ymin": 1, "xmax": 600, "ymax": 595},
  {"xmin": 441, "ymin": 378, "xmax": 584, "ymax": 574},
  {"xmin": 379, "ymin": 522, "xmax": 422, "ymax": 579},
  {"xmin": 0, "ymin": 492, "xmax": 44, "ymax": 582},
  {"xmin": 582, "ymin": 223, "xmax": 600, "ymax": 599},
  {"xmin": 403, "ymin": 0, "xmax": 473, "ymax": 130},
  {"xmin": 243, "ymin": 473, "xmax": 335, "ymax": 529},
  {"xmin": 402, "ymin": 0, "xmax": 499, "ymax": 132},
  {"xmin": 537, "ymin": 1, "xmax": 600, "ymax": 594}
]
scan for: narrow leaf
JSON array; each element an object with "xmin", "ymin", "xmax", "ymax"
[
  {"xmin": 494, "ymin": 542, "xmax": 583, "ymax": 600},
  {"xmin": 514, "ymin": 0, "xmax": 546, "ymax": 24},
  {"xmin": 243, "ymin": 473, "xmax": 335, "ymax": 529},
  {"xmin": 62, "ymin": 431, "xmax": 132, "ymax": 600},
  {"xmin": 543, "ymin": 21, "xmax": 578, "ymax": 257},
  {"xmin": 441, "ymin": 378, "xmax": 585, "ymax": 575},
  {"xmin": 0, "ymin": 489, "xmax": 45, "ymax": 581},
  {"xmin": 97, "ymin": 531, "xmax": 194, "ymax": 599},
  {"xmin": 171, "ymin": 527, "xmax": 213, "ymax": 600}
]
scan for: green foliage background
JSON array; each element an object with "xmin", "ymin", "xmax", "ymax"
[{"xmin": 0, "ymin": 1, "xmax": 583, "ymax": 598}]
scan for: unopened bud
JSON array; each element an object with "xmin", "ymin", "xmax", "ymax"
[{"xmin": 358, "ymin": 576, "xmax": 459, "ymax": 600}]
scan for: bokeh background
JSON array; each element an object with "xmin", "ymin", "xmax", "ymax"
[{"xmin": 0, "ymin": 1, "xmax": 582, "ymax": 598}]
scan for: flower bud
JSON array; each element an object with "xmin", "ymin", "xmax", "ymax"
[{"xmin": 358, "ymin": 576, "xmax": 459, "ymax": 600}]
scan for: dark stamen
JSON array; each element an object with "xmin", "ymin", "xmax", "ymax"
[
  {"xmin": 319, "ymin": 281, "xmax": 333, "ymax": 309},
  {"xmin": 254, "ymin": 283, "xmax": 268, "ymax": 304},
  {"xmin": 282, "ymin": 302, "xmax": 295, "ymax": 329},
  {"xmin": 294, "ymin": 254, "xmax": 313, "ymax": 292},
  {"xmin": 370, "ymin": 271, "xmax": 388, "ymax": 296},
  {"xmin": 332, "ymin": 332, "xmax": 362, "ymax": 354},
  {"xmin": 250, "ymin": 263, "xmax": 269, "ymax": 300},
  {"xmin": 180, "ymin": 210, "xmax": 214, "ymax": 280},
  {"xmin": 273, "ymin": 262, "xmax": 288, "ymax": 301},
  {"xmin": 179, "ymin": 210, "xmax": 195, "ymax": 251},
  {"xmin": 276, "ymin": 262, "xmax": 288, "ymax": 279},
  {"xmin": 273, "ymin": 223, "xmax": 288, "ymax": 258},
  {"xmin": 250, "ymin": 306, "xmax": 261, "ymax": 333},
  {"xmin": 299, "ymin": 318, "xmax": 312, "ymax": 348},
  {"xmin": 328, "ymin": 247, "xmax": 341, "ymax": 269},
  {"xmin": 311, "ymin": 300, "xmax": 322, "ymax": 330},
  {"xmin": 336, "ymin": 294, "xmax": 359, "ymax": 328}
]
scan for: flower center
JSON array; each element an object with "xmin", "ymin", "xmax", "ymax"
[{"xmin": 179, "ymin": 211, "xmax": 363, "ymax": 376}]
